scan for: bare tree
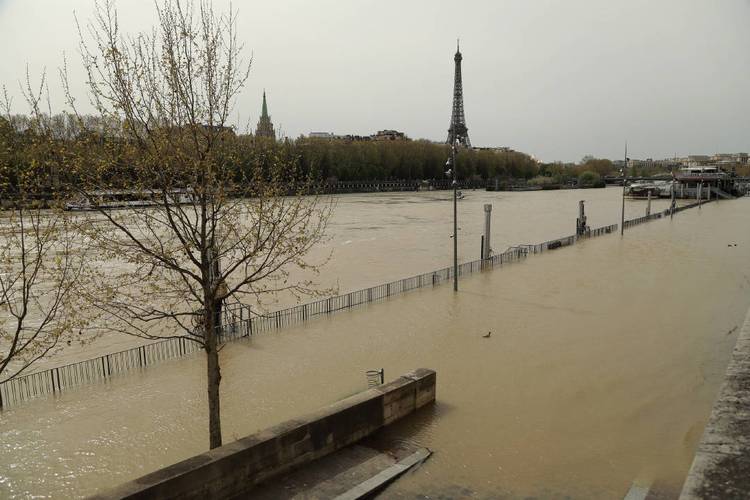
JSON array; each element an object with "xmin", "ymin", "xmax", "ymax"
[{"xmin": 64, "ymin": 0, "xmax": 332, "ymax": 449}]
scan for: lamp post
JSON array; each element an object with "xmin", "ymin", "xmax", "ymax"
[
  {"xmin": 620, "ymin": 143, "xmax": 628, "ymax": 236},
  {"xmin": 446, "ymin": 139, "xmax": 459, "ymax": 292}
]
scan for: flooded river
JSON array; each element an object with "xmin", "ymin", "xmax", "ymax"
[{"xmin": 1, "ymin": 189, "xmax": 749, "ymax": 498}]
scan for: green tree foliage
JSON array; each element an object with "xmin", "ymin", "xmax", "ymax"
[
  {"xmin": 282, "ymin": 138, "xmax": 540, "ymax": 182},
  {"xmin": 2, "ymin": 122, "xmax": 544, "ymax": 192},
  {"xmin": 580, "ymin": 158, "xmax": 614, "ymax": 177},
  {"xmin": 578, "ymin": 170, "xmax": 602, "ymax": 187}
]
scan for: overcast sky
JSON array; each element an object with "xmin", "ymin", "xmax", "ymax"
[{"xmin": 1, "ymin": 0, "xmax": 748, "ymax": 162}]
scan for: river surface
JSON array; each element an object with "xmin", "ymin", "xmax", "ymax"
[
  {"xmin": 1, "ymin": 188, "xmax": 749, "ymax": 498},
  {"xmin": 20, "ymin": 187, "xmax": 691, "ymax": 367}
]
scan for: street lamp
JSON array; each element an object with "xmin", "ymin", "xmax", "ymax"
[
  {"xmin": 445, "ymin": 139, "xmax": 458, "ymax": 292},
  {"xmin": 620, "ymin": 143, "xmax": 628, "ymax": 236}
]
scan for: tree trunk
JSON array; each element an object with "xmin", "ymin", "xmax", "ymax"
[
  {"xmin": 205, "ymin": 303, "xmax": 223, "ymax": 449},
  {"xmin": 206, "ymin": 341, "xmax": 222, "ymax": 449}
]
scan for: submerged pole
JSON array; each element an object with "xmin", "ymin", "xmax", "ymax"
[
  {"xmin": 646, "ymin": 190, "xmax": 651, "ymax": 216},
  {"xmin": 576, "ymin": 200, "xmax": 588, "ymax": 236},
  {"xmin": 482, "ymin": 204, "xmax": 492, "ymax": 259},
  {"xmin": 620, "ymin": 143, "xmax": 627, "ymax": 236}
]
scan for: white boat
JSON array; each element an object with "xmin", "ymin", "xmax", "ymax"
[{"xmin": 625, "ymin": 181, "xmax": 664, "ymax": 198}]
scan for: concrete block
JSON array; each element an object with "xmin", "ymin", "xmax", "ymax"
[{"xmin": 90, "ymin": 368, "xmax": 436, "ymax": 500}]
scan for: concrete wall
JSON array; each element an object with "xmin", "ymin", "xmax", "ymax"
[
  {"xmin": 90, "ymin": 368, "xmax": 436, "ymax": 500},
  {"xmin": 680, "ymin": 307, "xmax": 750, "ymax": 499}
]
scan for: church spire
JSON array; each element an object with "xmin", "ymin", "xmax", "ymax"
[
  {"xmin": 255, "ymin": 90, "xmax": 275, "ymax": 140},
  {"xmin": 261, "ymin": 90, "xmax": 269, "ymax": 119}
]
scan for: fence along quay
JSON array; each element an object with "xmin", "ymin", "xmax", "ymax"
[{"xmin": 0, "ymin": 201, "xmax": 708, "ymax": 409}]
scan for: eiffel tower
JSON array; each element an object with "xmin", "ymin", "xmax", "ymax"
[{"xmin": 447, "ymin": 40, "xmax": 470, "ymax": 147}]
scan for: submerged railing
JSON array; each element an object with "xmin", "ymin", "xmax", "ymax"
[
  {"xmin": 0, "ymin": 200, "xmax": 709, "ymax": 408},
  {"xmin": 622, "ymin": 200, "xmax": 707, "ymax": 229}
]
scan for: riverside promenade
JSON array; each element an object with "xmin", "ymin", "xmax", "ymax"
[{"xmin": 681, "ymin": 305, "xmax": 750, "ymax": 499}]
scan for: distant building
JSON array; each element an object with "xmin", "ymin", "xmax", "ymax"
[
  {"xmin": 343, "ymin": 135, "xmax": 372, "ymax": 142},
  {"xmin": 609, "ymin": 153, "xmax": 748, "ymax": 171},
  {"xmin": 473, "ymin": 146, "xmax": 515, "ymax": 153},
  {"xmin": 309, "ymin": 132, "xmax": 335, "ymax": 139},
  {"xmin": 255, "ymin": 91, "xmax": 275, "ymax": 139},
  {"xmin": 711, "ymin": 153, "xmax": 748, "ymax": 164},
  {"xmin": 372, "ymin": 130, "xmax": 407, "ymax": 141},
  {"xmin": 307, "ymin": 130, "xmax": 408, "ymax": 142},
  {"xmin": 685, "ymin": 155, "xmax": 712, "ymax": 167}
]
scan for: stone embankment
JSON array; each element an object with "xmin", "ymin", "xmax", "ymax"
[
  {"xmin": 680, "ymin": 307, "xmax": 750, "ymax": 499},
  {"xmin": 89, "ymin": 368, "xmax": 436, "ymax": 500}
]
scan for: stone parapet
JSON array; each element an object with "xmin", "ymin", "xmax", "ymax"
[{"xmin": 89, "ymin": 368, "xmax": 436, "ymax": 500}]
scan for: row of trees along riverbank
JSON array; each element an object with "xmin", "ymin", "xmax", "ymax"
[
  {"xmin": 2, "ymin": 110, "xmax": 622, "ymax": 198},
  {"xmin": 7, "ymin": 110, "xmax": 750, "ymax": 200}
]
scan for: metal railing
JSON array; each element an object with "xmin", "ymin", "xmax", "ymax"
[
  {"xmin": 0, "ymin": 201, "xmax": 706, "ymax": 409},
  {"xmin": 622, "ymin": 200, "xmax": 708, "ymax": 229}
]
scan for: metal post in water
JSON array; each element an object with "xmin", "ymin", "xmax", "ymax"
[
  {"xmin": 482, "ymin": 204, "xmax": 492, "ymax": 259},
  {"xmin": 698, "ymin": 182, "xmax": 703, "ymax": 208},
  {"xmin": 445, "ymin": 139, "xmax": 459, "ymax": 292},
  {"xmin": 576, "ymin": 200, "xmax": 588, "ymax": 236},
  {"xmin": 646, "ymin": 190, "xmax": 651, "ymax": 216},
  {"xmin": 669, "ymin": 170, "xmax": 677, "ymax": 219},
  {"xmin": 620, "ymin": 142, "xmax": 627, "ymax": 236}
]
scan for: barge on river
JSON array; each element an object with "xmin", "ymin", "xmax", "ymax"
[{"xmin": 65, "ymin": 189, "xmax": 194, "ymax": 211}]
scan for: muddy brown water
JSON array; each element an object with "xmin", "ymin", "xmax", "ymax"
[{"xmin": 1, "ymin": 189, "xmax": 749, "ymax": 499}]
